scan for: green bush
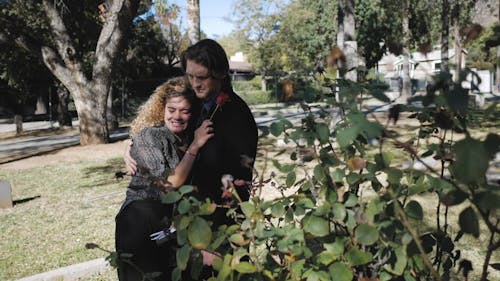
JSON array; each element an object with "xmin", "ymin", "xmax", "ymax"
[
  {"xmin": 233, "ymin": 77, "xmax": 278, "ymax": 105},
  {"xmin": 105, "ymin": 69, "xmax": 500, "ymax": 281},
  {"xmin": 238, "ymin": 90, "xmax": 276, "ymax": 105}
]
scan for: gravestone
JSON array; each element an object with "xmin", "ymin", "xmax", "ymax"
[
  {"xmin": 14, "ymin": 115, "xmax": 23, "ymax": 134},
  {"xmin": 0, "ymin": 180, "xmax": 13, "ymax": 209}
]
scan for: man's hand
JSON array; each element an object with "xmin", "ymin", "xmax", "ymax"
[{"xmin": 124, "ymin": 140, "xmax": 138, "ymax": 175}]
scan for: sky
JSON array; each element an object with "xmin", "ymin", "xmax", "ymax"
[{"xmin": 170, "ymin": 0, "xmax": 236, "ymax": 38}]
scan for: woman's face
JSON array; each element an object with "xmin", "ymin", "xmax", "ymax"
[{"xmin": 164, "ymin": 96, "xmax": 192, "ymax": 135}]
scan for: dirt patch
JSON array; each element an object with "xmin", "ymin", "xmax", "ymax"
[{"xmin": 0, "ymin": 140, "xmax": 129, "ymax": 171}]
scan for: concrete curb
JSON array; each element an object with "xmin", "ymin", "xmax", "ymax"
[{"xmin": 16, "ymin": 258, "xmax": 111, "ymax": 281}]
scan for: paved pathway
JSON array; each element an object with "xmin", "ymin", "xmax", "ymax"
[{"xmin": 0, "ymin": 104, "xmax": 318, "ymax": 164}]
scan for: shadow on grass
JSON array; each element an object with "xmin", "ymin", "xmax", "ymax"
[
  {"xmin": 13, "ymin": 195, "xmax": 41, "ymax": 205},
  {"xmin": 80, "ymin": 158, "xmax": 129, "ymax": 188}
]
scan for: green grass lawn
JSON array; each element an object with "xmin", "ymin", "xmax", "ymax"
[{"xmin": 0, "ymin": 157, "xmax": 127, "ymax": 280}]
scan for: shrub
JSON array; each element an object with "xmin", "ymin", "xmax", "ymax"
[{"xmin": 102, "ymin": 68, "xmax": 500, "ymax": 281}]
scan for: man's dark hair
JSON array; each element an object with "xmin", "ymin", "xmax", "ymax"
[{"xmin": 181, "ymin": 39, "xmax": 233, "ymax": 93}]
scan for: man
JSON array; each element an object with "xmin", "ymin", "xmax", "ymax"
[{"xmin": 181, "ymin": 39, "xmax": 258, "ymax": 226}]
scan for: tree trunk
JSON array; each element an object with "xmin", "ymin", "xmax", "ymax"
[
  {"xmin": 187, "ymin": 0, "xmax": 200, "ymax": 45},
  {"xmin": 453, "ymin": 2, "xmax": 461, "ymax": 82},
  {"xmin": 344, "ymin": 0, "xmax": 357, "ymax": 82},
  {"xmin": 336, "ymin": 0, "xmax": 357, "ymax": 82},
  {"xmin": 496, "ymin": 46, "xmax": 500, "ymax": 94},
  {"xmin": 441, "ymin": 0, "xmax": 450, "ymax": 74},
  {"xmin": 41, "ymin": 0, "xmax": 139, "ymax": 145},
  {"xmin": 35, "ymin": 93, "xmax": 48, "ymax": 115},
  {"xmin": 107, "ymin": 86, "xmax": 119, "ymax": 130},
  {"xmin": 401, "ymin": 0, "xmax": 411, "ymax": 101},
  {"xmin": 336, "ymin": 0, "xmax": 345, "ymax": 79},
  {"xmin": 496, "ymin": 3, "xmax": 500, "ymax": 94},
  {"xmin": 336, "ymin": 0, "xmax": 344, "ymax": 49},
  {"xmin": 57, "ymin": 86, "xmax": 72, "ymax": 127}
]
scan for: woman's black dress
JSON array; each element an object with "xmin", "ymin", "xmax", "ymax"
[{"xmin": 115, "ymin": 126, "xmax": 182, "ymax": 281}]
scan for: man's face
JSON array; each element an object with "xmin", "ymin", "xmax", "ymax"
[
  {"xmin": 185, "ymin": 59, "xmax": 222, "ymax": 100},
  {"xmin": 164, "ymin": 96, "xmax": 192, "ymax": 135}
]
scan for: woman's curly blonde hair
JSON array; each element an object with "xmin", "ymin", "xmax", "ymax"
[{"xmin": 129, "ymin": 76, "xmax": 193, "ymax": 137}]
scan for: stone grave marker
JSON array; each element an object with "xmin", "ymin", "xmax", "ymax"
[{"xmin": 0, "ymin": 180, "xmax": 13, "ymax": 208}]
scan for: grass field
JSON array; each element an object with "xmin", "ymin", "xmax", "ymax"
[{"xmin": 0, "ymin": 156, "xmax": 126, "ymax": 280}]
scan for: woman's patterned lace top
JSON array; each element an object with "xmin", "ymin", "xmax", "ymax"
[{"xmin": 121, "ymin": 126, "xmax": 182, "ymax": 211}]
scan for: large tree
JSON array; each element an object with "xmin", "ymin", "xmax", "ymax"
[
  {"xmin": 0, "ymin": 0, "xmax": 139, "ymax": 145},
  {"xmin": 232, "ymin": 0, "xmax": 286, "ymax": 90},
  {"xmin": 279, "ymin": 0, "xmax": 337, "ymax": 73},
  {"xmin": 187, "ymin": 0, "xmax": 200, "ymax": 44}
]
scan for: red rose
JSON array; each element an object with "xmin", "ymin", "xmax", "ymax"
[
  {"xmin": 216, "ymin": 92, "xmax": 231, "ymax": 105},
  {"xmin": 209, "ymin": 92, "xmax": 231, "ymax": 120}
]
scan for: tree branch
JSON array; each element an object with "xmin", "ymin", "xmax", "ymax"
[
  {"xmin": 93, "ymin": 0, "xmax": 139, "ymax": 88},
  {"xmin": 42, "ymin": 0, "xmax": 80, "ymax": 71}
]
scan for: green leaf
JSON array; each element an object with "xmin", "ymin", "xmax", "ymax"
[
  {"xmin": 420, "ymin": 150, "xmax": 434, "ymax": 158},
  {"xmin": 440, "ymin": 189, "xmax": 468, "ymax": 206},
  {"xmin": 176, "ymin": 244, "xmax": 191, "ymax": 270},
  {"xmin": 366, "ymin": 198, "xmax": 385, "ymax": 223},
  {"xmin": 332, "ymin": 203, "xmax": 347, "ymax": 222},
  {"xmin": 303, "ymin": 269, "xmax": 330, "ymax": 281},
  {"xmin": 240, "ymin": 201, "xmax": 255, "ymax": 218},
  {"xmin": 198, "ymin": 202, "xmax": 216, "ymax": 216},
  {"xmin": 346, "ymin": 173, "xmax": 361, "ymax": 185},
  {"xmin": 344, "ymin": 193, "xmax": 358, "ymax": 208},
  {"xmin": 375, "ymin": 152, "xmax": 393, "ymax": 169},
  {"xmin": 386, "ymin": 168, "xmax": 403, "ymax": 185},
  {"xmin": 280, "ymin": 164, "xmax": 296, "ymax": 173},
  {"xmin": 484, "ymin": 133, "xmax": 500, "ymax": 156},
  {"xmin": 234, "ymin": 262, "xmax": 257, "ymax": 274},
  {"xmin": 317, "ymin": 250, "xmax": 337, "ymax": 265},
  {"xmin": 188, "ymin": 217, "xmax": 212, "ymax": 249},
  {"xmin": 172, "ymin": 267, "xmax": 181, "ymax": 281},
  {"xmin": 324, "ymin": 238, "xmax": 346, "ymax": 259},
  {"xmin": 315, "ymin": 123, "xmax": 330, "ymax": 144},
  {"xmin": 370, "ymin": 88, "xmax": 391, "ymax": 102},
  {"xmin": 229, "ymin": 233, "xmax": 246, "ymax": 246},
  {"xmin": 271, "ymin": 202, "xmax": 286, "ymax": 217},
  {"xmin": 459, "ymin": 207, "xmax": 479, "ymax": 238},
  {"xmin": 450, "ymin": 137, "xmax": 489, "ymax": 184},
  {"xmin": 286, "ymin": 171, "xmax": 296, "ymax": 188},
  {"xmin": 331, "ymin": 168, "xmax": 345, "ymax": 182},
  {"xmin": 178, "ymin": 185, "xmax": 194, "ymax": 195},
  {"xmin": 336, "ymin": 126, "xmax": 359, "ymax": 148},
  {"xmin": 296, "ymin": 199, "xmax": 311, "ymax": 212},
  {"xmin": 270, "ymin": 121, "xmax": 284, "ymax": 136},
  {"xmin": 290, "ymin": 259, "xmax": 306, "ymax": 278},
  {"xmin": 303, "ymin": 215, "xmax": 330, "ymax": 237},
  {"xmin": 162, "ymin": 191, "xmax": 182, "ymax": 204},
  {"xmin": 355, "ymin": 224, "xmax": 379, "ymax": 245},
  {"xmin": 405, "ymin": 200, "xmax": 423, "ymax": 220},
  {"xmin": 328, "ymin": 262, "xmax": 353, "ymax": 281},
  {"xmin": 314, "ymin": 164, "xmax": 327, "ymax": 182},
  {"xmin": 178, "ymin": 215, "xmax": 193, "ymax": 230},
  {"xmin": 384, "ymin": 246, "xmax": 407, "ymax": 276},
  {"xmin": 346, "ymin": 247, "xmax": 372, "ymax": 266},
  {"xmin": 347, "ymin": 112, "xmax": 383, "ymax": 138},
  {"xmin": 475, "ymin": 191, "xmax": 500, "ymax": 210},
  {"xmin": 177, "ymin": 198, "xmax": 191, "ymax": 215}
]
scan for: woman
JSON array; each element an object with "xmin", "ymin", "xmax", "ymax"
[{"xmin": 115, "ymin": 76, "xmax": 213, "ymax": 281}]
